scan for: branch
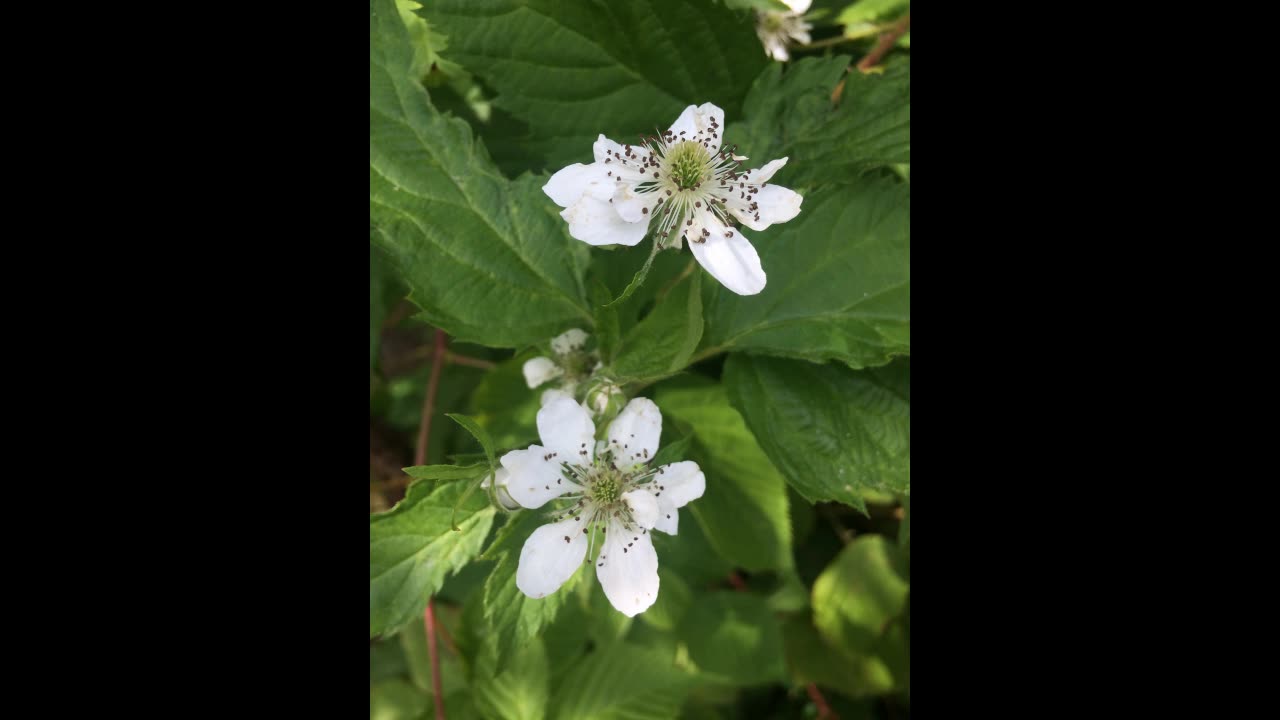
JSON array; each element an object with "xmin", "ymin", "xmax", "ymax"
[
  {"xmin": 417, "ymin": 329, "xmax": 449, "ymax": 720},
  {"xmin": 807, "ymin": 683, "xmax": 838, "ymax": 720},
  {"xmin": 856, "ymin": 13, "xmax": 910, "ymax": 72}
]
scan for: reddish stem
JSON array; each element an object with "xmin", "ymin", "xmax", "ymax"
[
  {"xmin": 807, "ymin": 683, "xmax": 838, "ymax": 719},
  {"xmin": 417, "ymin": 329, "xmax": 449, "ymax": 720},
  {"xmin": 726, "ymin": 571, "xmax": 748, "ymax": 591},
  {"xmin": 425, "ymin": 601, "xmax": 446, "ymax": 720},
  {"xmin": 856, "ymin": 13, "xmax": 911, "ymax": 72}
]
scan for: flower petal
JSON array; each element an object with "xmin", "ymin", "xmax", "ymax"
[
  {"xmin": 666, "ymin": 103, "xmax": 725, "ymax": 153},
  {"xmin": 516, "ymin": 516, "xmax": 588, "ymax": 599},
  {"xmin": 596, "ymin": 518, "xmax": 660, "ymax": 617},
  {"xmin": 540, "ymin": 388, "xmax": 573, "ymax": 407},
  {"xmin": 605, "ymin": 397, "xmax": 662, "ymax": 469},
  {"xmin": 522, "ymin": 356, "xmax": 563, "ymax": 389},
  {"xmin": 782, "ymin": 0, "xmax": 812, "ymax": 14},
  {"xmin": 653, "ymin": 495, "xmax": 680, "ymax": 534},
  {"xmin": 593, "ymin": 134, "xmax": 652, "ymax": 181},
  {"xmin": 560, "ymin": 195, "xmax": 648, "ymax": 247},
  {"xmin": 551, "ymin": 328, "xmax": 590, "ymax": 355},
  {"xmin": 622, "ymin": 489, "xmax": 658, "ymax": 529},
  {"xmin": 613, "ymin": 183, "xmax": 662, "ymax": 224},
  {"xmin": 744, "ymin": 158, "xmax": 788, "ymax": 185},
  {"xmin": 655, "ymin": 461, "xmax": 705, "ymax": 508},
  {"xmin": 500, "ymin": 446, "xmax": 582, "ymax": 509},
  {"xmin": 544, "ymin": 162, "xmax": 613, "ymax": 207},
  {"xmin": 688, "ymin": 212, "xmax": 766, "ymax": 296},
  {"xmin": 538, "ymin": 394, "xmax": 596, "ymax": 463},
  {"xmin": 729, "ymin": 184, "xmax": 803, "ymax": 232}
]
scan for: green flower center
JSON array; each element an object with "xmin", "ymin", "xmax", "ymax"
[
  {"xmin": 665, "ymin": 141, "xmax": 711, "ymax": 190},
  {"xmin": 591, "ymin": 470, "xmax": 622, "ymax": 505}
]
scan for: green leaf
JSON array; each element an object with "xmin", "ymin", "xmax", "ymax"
[
  {"xmin": 728, "ymin": 55, "xmax": 909, "ymax": 188},
  {"xmin": 812, "ymin": 535, "xmax": 908, "ymax": 658},
  {"xmin": 425, "ymin": 0, "xmax": 770, "ymax": 173},
  {"xmin": 370, "ymin": 479, "xmax": 497, "ymax": 637},
  {"xmin": 467, "ymin": 354, "xmax": 541, "ymax": 451},
  {"xmin": 400, "ymin": 614, "xmax": 470, "ymax": 697},
  {"xmin": 474, "ymin": 632, "xmax": 549, "ymax": 720},
  {"xmin": 591, "ymin": 280, "xmax": 621, "ymax": 363},
  {"xmin": 723, "ymin": 354, "xmax": 909, "ymax": 513},
  {"xmin": 445, "ymin": 413, "xmax": 498, "ymax": 470},
  {"xmin": 370, "ymin": 678, "xmax": 429, "ymax": 720},
  {"xmin": 655, "ymin": 383, "xmax": 792, "ymax": 571},
  {"xmin": 837, "ymin": 0, "xmax": 909, "ymax": 37},
  {"xmin": 638, "ymin": 566, "xmax": 692, "ymax": 631},
  {"xmin": 604, "ymin": 237, "xmax": 662, "ymax": 309},
  {"xmin": 781, "ymin": 615, "xmax": 896, "ymax": 699},
  {"xmin": 402, "ymin": 463, "xmax": 490, "ymax": 482},
  {"xmin": 370, "ymin": 243, "xmax": 404, "ymax": 371},
  {"xmin": 612, "ymin": 268, "xmax": 703, "ymax": 382},
  {"xmin": 481, "ymin": 511, "xmax": 581, "ymax": 674},
  {"xmin": 396, "ymin": 0, "xmax": 463, "ymax": 79},
  {"xmin": 370, "ymin": 0, "xmax": 592, "ymax": 348},
  {"xmin": 649, "ymin": 433, "xmax": 692, "ymax": 468},
  {"xmin": 550, "ymin": 643, "xmax": 696, "ymax": 720},
  {"xmin": 678, "ymin": 591, "xmax": 786, "ymax": 686},
  {"xmin": 698, "ymin": 178, "xmax": 909, "ymax": 368}
]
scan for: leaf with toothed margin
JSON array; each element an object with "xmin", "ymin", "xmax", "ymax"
[
  {"xmin": 424, "ymin": 0, "xmax": 769, "ymax": 174},
  {"xmin": 603, "ymin": 238, "xmax": 661, "ymax": 308}
]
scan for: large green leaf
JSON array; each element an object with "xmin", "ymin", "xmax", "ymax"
[
  {"xmin": 612, "ymin": 269, "xmax": 702, "ymax": 383},
  {"xmin": 678, "ymin": 591, "xmax": 786, "ymax": 686},
  {"xmin": 370, "ymin": 478, "xmax": 497, "ymax": 637},
  {"xmin": 424, "ymin": 0, "xmax": 770, "ymax": 172},
  {"xmin": 370, "ymin": 0, "xmax": 592, "ymax": 348},
  {"xmin": 728, "ymin": 55, "xmax": 910, "ymax": 189},
  {"xmin": 655, "ymin": 383, "xmax": 792, "ymax": 572},
  {"xmin": 481, "ymin": 511, "xmax": 581, "ymax": 673},
  {"xmin": 474, "ymin": 632, "xmax": 550, "ymax": 720},
  {"xmin": 698, "ymin": 178, "xmax": 909, "ymax": 368},
  {"xmin": 724, "ymin": 354, "xmax": 909, "ymax": 513},
  {"xmin": 550, "ymin": 643, "xmax": 696, "ymax": 720},
  {"xmin": 812, "ymin": 536, "xmax": 908, "ymax": 659}
]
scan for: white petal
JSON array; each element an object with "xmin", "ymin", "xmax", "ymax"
[
  {"xmin": 516, "ymin": 516, "xmax": 588, "ymax": 599},
  {"xmin": 560, "ymin": 195, "xmax": 648, "ymax": 247},
  {"xmin": 551, "ymin": 328, "xmax": 590, "ymax": 355},
  {"xmin": 500, "ymin": 446, "xmax": 582, "ymax": 509},
  {"xmin": 688, "ymin": 212, "xmax": 767, "ymax": 296},
  {"xmin": 481, "ymin": 467, "xmax": 522, "ymax": 510},
  {"xmin": 730, "ymin": 185, "xmax": 803, "ymax": 232},
  {"xmin": 522, "ymin": 357, "xmax": 563, "ymax": 389},
  {"xmin": 622, "ymin": 489, "xmax": 658, "ymax": 529},
  {"xmin": 653, "ymin": 495, "xmax": 680, "ymax": 534},
  {"xmin": 782, "ymin": 0, "xmax": 811, "ymax": 13},
  {"xmin": 537, "ymin": 394, "xmax": 596, "ymax": 463},
  {"xmin": 605, "ymin": 397, "xmax": 662, "ymax": 469},
  {"xmin": 593, "ymin": 134, "xmax": 652, "ymax": 180},
  {"xmin": 666, "ymin": 103, "xmax": 726, "ymax": 153},
  {"xmin": 540, "ymin": 388, "xmax": 573, "ymax": 407},
  {"xmin": 544, "ymin": 163, "xmax": 613, "ymax": 208},
  {"xmin": 595, "ymin": 518, "xmax": 659, "ymax": 617},
  {"xmin": 745, "ymin": 158, "xmax": 788, "ymax": 185},
  {"xmin": 613, "ymin": 183, "xmax": 661, "ymax": 224},
  {"xmin": 655, "ymin": 460, "xmax": 705, "ymax": 508}
]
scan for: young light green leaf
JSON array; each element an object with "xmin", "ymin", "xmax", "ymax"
[
  {"xmin": 678, "ymin": 591, "xmax": 787, "ymax": 686},
  {"xmin": 656, "ymin": 383, "xmax": 792, "ymax": 572},
  {"xmin": 698, "ymin": 178, "xmax": 909, "ymax": 369},
  {"xmin": 724, "ymin": 355, "xmax": 909, "ymax": 514},
  {"xmin": 781, "ymin": 615, "xmax": 897, "ymax": 699},
  {"xmin": 402, "ymin": 463, "xmax": 490, "ymax": 482},
  {"xmin": 612, "ymin": 268, "xmax": 703, "ymax": 382},
  {"xmin": 426, "ymin": 0, "xmax": 769, "ymax": 172},
  {"xmin": 370, "ymin": 479, "xmax": 496, "ymax": 637},
  {"xmin": 812, "ymin": 535, "xmax": 908, "ymax": 658},
  {"xmin": 370, "ymin": 0, "xmax": 592, "ymax": 348}
]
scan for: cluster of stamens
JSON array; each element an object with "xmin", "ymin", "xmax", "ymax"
[
  {"xmin": 547, "ymin": 435, "xmax": 670, "ymax": 568},
  {"xmin": 601, "ymin": 116, "xmax": 770, "ymax": 246}
]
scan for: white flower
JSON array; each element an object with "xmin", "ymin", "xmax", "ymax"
[
  {"xmin": 502, "ymin": 395, "xmax": 705, "ymax": 616},
  {"xmin": 543, "ymin": 103, "xmax": 803, "ymax": 296},
  {"xmin": 756, "ymin": 0, "xmax": 813, "ymax": 62},
  {"xmin": 522, "ymin": 328, "xmax": 594, "ymax": 392}
]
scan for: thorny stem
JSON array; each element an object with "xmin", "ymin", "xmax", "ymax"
[
  {"xmin": 417, "ymin": 329, "xmax": 448, "ymax": 720},
  {"xmin": 856, "ymin": 13, "xmax": 910, "ymax": 72},
  {"xmin": 409, "ymin": 344, "xmax": 496, "ymax": 370}
]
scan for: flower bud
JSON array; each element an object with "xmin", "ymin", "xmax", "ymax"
[{"xmin": 584, "ymin": 377, "xmax": 627, "ymax": 423}]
